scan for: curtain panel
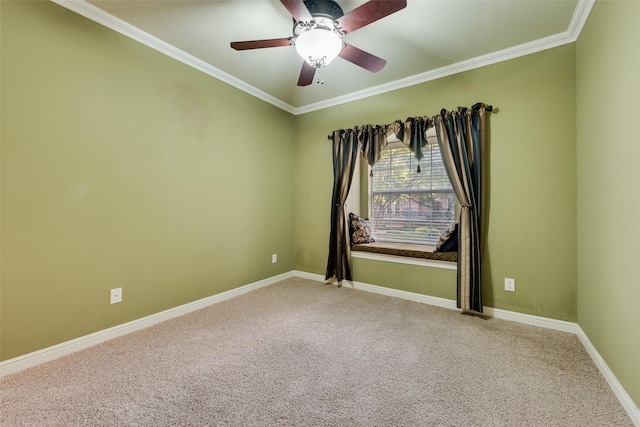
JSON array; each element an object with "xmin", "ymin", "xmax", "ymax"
[
  {"xmin": 434, "ymin": 103, "xmax": 489, "ymax": 313},
  {"xmin": 325, "ymin": 129, "xmax": 361, "ymax": 282}
]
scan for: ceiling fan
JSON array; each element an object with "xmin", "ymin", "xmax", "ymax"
[{"xmin": 230, "ymin": 0, "xmax": 407, "ymax": 86}]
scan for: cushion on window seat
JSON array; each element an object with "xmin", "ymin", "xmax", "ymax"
[
  {"xmin": 351, "ymin": 241, "xmax": 457, "ymax": 262},
  {"xmin": 434, "ymin": 222, "xmax": 458, "ymax": 252},
  {"xmin": 348, "ymin": 212, "xmax": 375, "ymax": 245}
]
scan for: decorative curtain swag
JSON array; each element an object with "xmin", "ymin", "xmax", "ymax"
[{"xmin": 325, "ymin": 103, "xmax": 492, "ymax": 313}]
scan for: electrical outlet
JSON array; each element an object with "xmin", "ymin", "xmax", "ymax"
[
  {"xmin": 504, "ymin": 278, "xmax": 515, "ymax": 292},
  {"xmin": 110, "ymin": 287, "xmax": 122, "ymax": 304},
  {"xmin": 272, "ymin": 254, "xmax": 277, "ymax": 264}
]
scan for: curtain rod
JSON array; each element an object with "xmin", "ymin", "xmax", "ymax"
[
  {"xmin": 443, "ymin": 103, "xmax": 493, "ymax": 114},
  {"xmin": 328, "ymin": 103, "xmax": 493, "ymax": 140}
]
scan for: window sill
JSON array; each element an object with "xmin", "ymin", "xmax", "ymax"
[{"xmin": 351, "ymin": 242, "xmax": 457, "ymax": 270}]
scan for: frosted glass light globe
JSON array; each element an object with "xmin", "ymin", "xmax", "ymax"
[{"xmin": 295, "ymin": 29, "xmax": 343, "ymax": 68}]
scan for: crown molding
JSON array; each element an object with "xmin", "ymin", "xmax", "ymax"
[
  {"xmin": 296, "ymin": 0, "xmax": 596, "ymax": 114},
  {"xmin": 50, "ymin": 0, "xmax": 595, "ymax": 116},
  {"xmin": 49, "ymin": 0, "xmax": 297, "ymax": 114},
  {"xmin": 567, "ymin": 0, "xmax": 596, "ymax": 40}
]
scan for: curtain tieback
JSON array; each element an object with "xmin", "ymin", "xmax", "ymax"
[{"xmin": 460, "ymin": 204, "xmax": 473, "ymax": 208}]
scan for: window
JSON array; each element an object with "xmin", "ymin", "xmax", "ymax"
[{"xmin": 369, "ymin": 142, "xmax": 455, "ymax": 246}]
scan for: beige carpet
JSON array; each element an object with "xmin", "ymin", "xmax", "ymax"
[{"xmin": 0, "ymin": 277, "xmax": 632, "ymax": 426}]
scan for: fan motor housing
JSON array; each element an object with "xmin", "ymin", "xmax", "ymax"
[
  {"xmin": 304, "ymin": 0, "xmax": 344, "ymax": 19},
  {"xmin": 293, "ymin": 0, "xmax": 345, "ymax": 35}
]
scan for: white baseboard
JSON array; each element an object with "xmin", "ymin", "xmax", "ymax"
[
  {"xmin": 0, "ymin": 271, "xmax": 296, "ymax": 377},
  {"xmin": 293, "ymin": 270, "xmax": 458, "ymax": 310},
  {"xmin": 295, "ymin": 271, "xmax": 576, "ymax": 332},
  {"xmin": 482, "ymin": 306, "xmax": 578, "ymax": 333},
  {"xmin": 2, "ymin": 270, "xmax": 637, "ymax": 424},
  {"xmin": 576, "ymin": 326, "xmax": 640, "ymax": 425}
]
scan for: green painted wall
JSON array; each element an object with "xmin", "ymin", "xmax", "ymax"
[
  {"xmin": 0, "ymin": 1, "xmax": 295, "ymax": 360},
  {"xmin": 576, "ymin": 0, "xmax": 640, "ymax": 408},
  {"xmin": 294, "ymin": 45, "xmax": 577, "ymax": 320}
]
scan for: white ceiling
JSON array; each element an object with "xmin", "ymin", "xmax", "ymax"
[{"xmin": 53, "ymin": 0, "xmax": 593, "ymax": 114}]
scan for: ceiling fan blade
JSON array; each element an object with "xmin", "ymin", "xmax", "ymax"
[
  {"xmin": 280, "ymin": 0, "xmax": 313, "ymax": 22},
  {"xmin": 339, "ymin": 43, "xmax": 386, "ymax": 73},
  {"xmin": 297, "ymin": 62, "xmax": 316, "ymax": 86},
  {"xmin": 230, "ymin": 38, "xmax": 292, "ymax": 50},
  {"xmin": 336, "ymin": 0, "xmax": 407, "ymax": 34}
]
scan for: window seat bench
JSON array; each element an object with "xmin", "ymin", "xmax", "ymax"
[{"xmin": 351, "ymin": 241, "xmax": 458, "ymax": 263}]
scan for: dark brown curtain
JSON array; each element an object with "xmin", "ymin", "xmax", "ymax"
[
  {"xmin": 434, "ymin": 103, "xmax": 489, "ymax": 313},
  {"xmin": 396, "ymin": 117, "xmax": 432, "ymax": 172},
  {"xmin": 325, "ymin": 129, "xmax": 361, "ymax": 282},
  {"xmin": 360, "ymin": 124, "xmax": 389, "ymax": 169}
]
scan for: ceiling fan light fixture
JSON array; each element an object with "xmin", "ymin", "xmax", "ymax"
[{"xmin": 295, "ymin": 28, "xmax": 343, "ymax": 68}]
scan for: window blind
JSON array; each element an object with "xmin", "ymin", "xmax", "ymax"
[{"xmin": 370, "ymin": 144, "xmax": 456, "ymax": 245}]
